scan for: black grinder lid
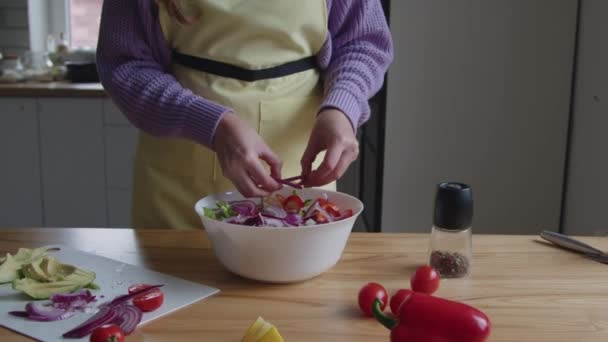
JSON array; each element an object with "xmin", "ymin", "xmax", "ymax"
[{"xmin": 433, "ymin": 182, "xmax": 473, "ymax": 230}]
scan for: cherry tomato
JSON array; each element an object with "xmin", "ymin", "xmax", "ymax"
[
  {"xmin": 90, "ymin": 324, "xmax": 124, "ymax": 342},
  {"xmin": 358, "ymin": 282, "xmax": 388, "ymax": 317},
  {"xmin": 128, "ymin": 284, "xmax": 164, "ymax": 312},
  {"xmin": 317, "ymin": 198, "xmax": 328, "ymax": 206},
  {"xmin": 389, "ymin": 289, "xmax": 414, "ymax": 315},
  {"xmin": 284, "ymin": 195, "xmax": 305, "ymax": 211},
  {"xmin": 410, "ymin": 266, "xmax": 440, "ymax": 294}
]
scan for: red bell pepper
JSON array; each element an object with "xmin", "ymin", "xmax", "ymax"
[{"xmin": 372, "ymin": 291, "xmax": 491, "ymax": 342}]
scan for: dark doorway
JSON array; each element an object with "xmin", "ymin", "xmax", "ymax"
[{"xmin": 337, "ymin": 0, "xmax": 390, "ymax": 233}]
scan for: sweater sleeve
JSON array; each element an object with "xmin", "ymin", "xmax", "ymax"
[
  {"xmin": 319, "ymin": 0, "xmax": 394, "ymax": 129},
  {"xmin": 96, "ymin": 0, "xmax": 230, "ymax": 148}
]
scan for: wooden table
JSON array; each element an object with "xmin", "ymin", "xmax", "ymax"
[{"xmin": 1, "ymin": 229, "xmax": 607, "ymax": 341}]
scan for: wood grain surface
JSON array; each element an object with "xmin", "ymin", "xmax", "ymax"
[{"xmin": 1, "ymin": 228, "xmax": 607, "ymax": 341}]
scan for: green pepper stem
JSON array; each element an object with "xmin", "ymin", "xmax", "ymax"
[{"xmin": 372, "ymin": 298, "xmax": 397, "ymax": 330}]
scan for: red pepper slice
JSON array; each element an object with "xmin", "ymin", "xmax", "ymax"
[
  {"xmin": 341, "ymin": 209, "xmax": 353, "ymax": 219},
  {"xmin": 275, "ymin": 194, "xmax": 286, "ymax": 206},
  {"xmin": 313, "ymin": 211, "xmax": 329, "ymax": 224},
  {"xmin": 372, "ymin": 292, "xmax": 491, "ymax": 342},
  {"xmin": 283, "ymin": 195, "xmax": 304, "ymax": 211},
  {"xmin": 323, "ymin": 203, "xmax": 341, "ymax": 218}
]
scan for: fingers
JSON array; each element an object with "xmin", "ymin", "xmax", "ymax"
[
  {"xmin": 305, "ymin": 142, "xmax": 359, "ymax": 187},
  {"xmin": 300, "ymin": 140, "xmax": 320, "ymax": 180},
  {"xmin": 230, "ymin": 167, "xmax": 270, "ymax": 198},
  {"xmin": 222, "ymin": 148, "xmax": 282, "ymax": 197},
  {"xmin": 259, "ymin": 147, "xmax": 283, "ymax": 181},
  {"xmin": 247, "ymin": 154, "xmax": 281, "ymax": 192}
]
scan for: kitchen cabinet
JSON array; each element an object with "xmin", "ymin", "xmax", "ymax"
[
  {"xmin": 38, "ymin": 98, "xmax": 107, "ymax": 226},
  {"xmin": 382, "ymin": 0, "xmax": 578, "ymax": 233},
  {"xmin": 0, "ymin": 95, "xmax": 138, "ymax": 228},
  {"xmin": 0, "ymin": 98, "xmax": 43, "ymax": 226},
  {"xmin": 104, "ymin": 121, "xmax": 138, "ymax": 227}
]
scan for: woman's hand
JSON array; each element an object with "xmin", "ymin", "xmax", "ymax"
[
  {"xmin": 301, "ymin": 109, "xmax": 359, "ymax": 187},
  {"xmin": 214, "ymin": 113, "xmax": 282, "ymax": 197}
]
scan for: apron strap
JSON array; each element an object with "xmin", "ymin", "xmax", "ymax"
[{"xmin": 172, "ymin": 50, "xmax": 318, "ymax": 82}]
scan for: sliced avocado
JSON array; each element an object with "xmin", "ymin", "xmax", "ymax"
[
  {"xmin": 0, "ymin": 247, "xmax": 50, "ymax": 284},
  {"xmin": 41, "ymin": 256, "xmax": 76, "ymax": 281},
  {"xmin": 0, "ymin": 254, "xmax": 20, "ymax": 283},
  {"xmin": 12, "ymin": 257, "xmax": 95, "ymax": 299},
  {"xmin": 13, "ymin": 266, "xmax": 96, "ymax": 299},
  {"xmin": 13, "ymin": 247, "xmax": 49, "ymax": 264}
]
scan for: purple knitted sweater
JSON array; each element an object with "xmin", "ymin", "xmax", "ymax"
[{"xmin": 97, "ymin": 0, "xmax": 393, "ymax": 148}]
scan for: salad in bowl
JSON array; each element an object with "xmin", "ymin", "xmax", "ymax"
[
  {"xmin": 194, "ymin": 186, "xmax": 363, "ymax": 282},
  {"xmin": 202, "ymin": 191, "xmax": 354, "ymax": 227}
]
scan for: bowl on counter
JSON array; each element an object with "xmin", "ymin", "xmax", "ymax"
[{"xmin": 194, "ymin": 187, "xmax": 363, "ymax": 283}]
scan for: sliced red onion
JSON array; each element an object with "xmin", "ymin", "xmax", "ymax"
[
  {"xmin": 303, "ymin": 199, "xmax": 319, "ymax": 218},
  {"xmin": 243, "ymin": 214, "xmax": 264, "ymax": 226},
  {"xmin": 9, "ymin": 311, "xmax": 29, "ymax": 318},
  {"xmin": 227, "ymin": 215, "xmax": 249, "ymax": 224},
  {"xmin": 50, "ymin": 289, "xmax": 95, "ymax": 304},
  {"xmin": 25, "ymin": 302, "xmax": 76, "ymax": 321},
  {"xmin": 262, "ymin": 205, "xmax": 287, "ymax": 219},
  {"xmin": 62, "ymin": 306, "xmax": 118, "ymax": 338},
  {"xmin": 284, "ymin": 213, "xmax": 303, "ymax": 226},
  {"xmin": 113, "ymin": 305, "xmax": 143, "ymax": 335},
  {"xmin": 281, "ymin": 175, "xmax": 303, "ymax": 182},
  {"xmin": 262, "ymin": 217, "xmax": 287, "ymax": 227},
  {"xmin": 229, "ymin": 200, "xmax": 257, "ymax": 216}
]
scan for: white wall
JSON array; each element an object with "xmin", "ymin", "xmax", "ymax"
[
  {"xmin": 0, "ymin": 0, "xmax": 29, "ymax": 54},
  {"xmin": 563, "ymin": 0, "xmax": 608, "ymax": 236},
  {"xmin": 382, "ymin": 0, "xmax": 578, "ymax": 233}
]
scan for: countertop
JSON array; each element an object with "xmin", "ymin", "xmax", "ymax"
[
  {"xmin": 0, "ymin": 82, "xmax": 106, "ymax": 98},
  {"xmin": 1, "ymin": 228, "xmax": 607, "ymax": 341}
]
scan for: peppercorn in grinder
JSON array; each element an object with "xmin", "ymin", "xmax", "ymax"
[{"xmin": 428, "ymin": 182, "xmax": 473, "ymax": 278}]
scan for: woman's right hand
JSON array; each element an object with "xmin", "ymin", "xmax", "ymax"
[{"xmin": 213, "ymin": 112, "xmax": 282, "ymax": 197}]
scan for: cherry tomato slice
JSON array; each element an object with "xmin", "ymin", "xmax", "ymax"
[
  {"xmin": 284, "ymin": 195, "xmax": 305, "ymax": 211},
  {"xmin": 410, "ymin": 266, "xmax": 440, "ymax": 294},
  {"xmin": 358, "ymin": 282, "xmax": 388, "ymax": 317},
  {"xmin": 128, "ymin": 284, "xmax": 164, "ymax": 312},
  {"xmin": 90, "ymin": 324, "xmax": 125, "ymax": 342}
]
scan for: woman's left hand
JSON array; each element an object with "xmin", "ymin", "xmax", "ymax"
[{"xmin": 300, "ymin": 109, "xmax": 359, "ymax": 187}]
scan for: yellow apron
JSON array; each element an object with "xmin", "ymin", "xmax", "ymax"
[{"xmin": 131, "ymin": 0, "xmax": 334, "ymax": 229}]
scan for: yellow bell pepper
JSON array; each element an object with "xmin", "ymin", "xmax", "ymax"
[{"xmin": 243, "ymin": 317, "xmax": 283, "ymax": 342}]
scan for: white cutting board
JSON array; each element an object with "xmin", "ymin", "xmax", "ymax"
[{"xmin": 0, "ymin": 245, "xmax": 219, "ymax": 342}]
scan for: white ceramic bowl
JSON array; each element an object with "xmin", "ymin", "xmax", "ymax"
[{"xmin": 194, "ymin": 188, "xmax": 363, "ymax": 283}]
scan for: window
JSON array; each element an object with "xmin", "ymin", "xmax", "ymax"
[
  {"xmin": 27, "ymin": 0, "xmax": 103, "ymax": 52},
  {"xmin": 68, "ymin": 0, "xmax": 103, "ymax": 48}
]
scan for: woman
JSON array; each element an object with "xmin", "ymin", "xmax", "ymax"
[{"xmin": 97, "ymin": 0, "xmax": 393, "ymax": 229}]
